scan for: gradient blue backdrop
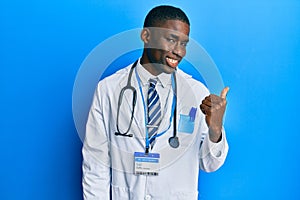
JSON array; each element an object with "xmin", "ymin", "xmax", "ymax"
[{"xmin": 1, "ymin": 0, "xmax": 299, "ymax": 199}]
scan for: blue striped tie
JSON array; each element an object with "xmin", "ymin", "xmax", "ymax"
[{"xmin": 147, "ymin": 79, "xmax": 161, "ymax": 146}]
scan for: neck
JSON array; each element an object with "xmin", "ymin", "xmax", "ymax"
[{"xmin": 140, "ymin": 52, "xmax": 161, "ymax": 76}]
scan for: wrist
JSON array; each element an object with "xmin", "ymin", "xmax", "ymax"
[{"xmin": 209, "ymin": 127, "xmax": 222, "ymax": 143}]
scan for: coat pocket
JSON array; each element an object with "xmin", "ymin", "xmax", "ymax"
[
  {"xmin": 178, "ymin": 114, "xmax": 195, "ymax": 134},
  {"xmin": 111, "ymin": 184, "xmax": 132, "ymax": 200}
]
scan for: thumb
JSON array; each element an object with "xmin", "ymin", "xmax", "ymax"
[{"xmin": 220, "ymin": 87, "xmax": 230, "ymax": 99}]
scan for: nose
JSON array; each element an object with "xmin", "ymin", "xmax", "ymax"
[{"xmin": 172, "ymin": 43, "xmax": 186, "ymax": 58}]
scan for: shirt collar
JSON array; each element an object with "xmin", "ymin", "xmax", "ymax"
[{"xmin": 136, "ymin": 58, "xmax": 172, "ymax": 88}]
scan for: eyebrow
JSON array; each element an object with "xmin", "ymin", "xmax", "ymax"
[{"xmin": 169, "ymin": 33, "xmax": 189, "ymax": 43}]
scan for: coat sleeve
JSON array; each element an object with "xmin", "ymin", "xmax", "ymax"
[
  {"xmin": 82, "ymin": 83, "xmax": 111, "ymax": 200},
  {"xmin": 199, "ymin": 125, "xmax": 229, "ymax": 172},
  {"xmin": 193, "ymin": 79, "xmax": 229, "ymax": 172}
]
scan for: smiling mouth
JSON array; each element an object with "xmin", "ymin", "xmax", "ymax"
[{"xmin": 166, "ymin": 57, "xmax": 179, "ymax": 68}]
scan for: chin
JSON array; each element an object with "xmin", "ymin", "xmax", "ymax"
[{"xmin": 164, "ymin": 66, "xmax": 177, "ymax": 74}]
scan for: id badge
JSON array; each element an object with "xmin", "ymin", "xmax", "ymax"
[{"xmin": 134, "ymin": 152, "xmax": 160, "ymax": 176}]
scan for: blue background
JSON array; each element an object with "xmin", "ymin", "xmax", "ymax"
[{"xmin": 1, "ymin": 0, "xmax": 299, "ymax": 199}]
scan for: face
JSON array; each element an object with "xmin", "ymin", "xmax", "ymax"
[{"xmin": 141, "ymin": 20, "xmax": 190, "ymax": 76}]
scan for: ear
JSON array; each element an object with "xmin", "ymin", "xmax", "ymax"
[{"xmin": 140, "ymin": 28, "xmax": 151, "ymax": 44}]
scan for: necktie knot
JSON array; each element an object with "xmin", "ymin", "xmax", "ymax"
[{"xmin": 149, "ymin": 78, "xmax": 157, "ymax": 88}]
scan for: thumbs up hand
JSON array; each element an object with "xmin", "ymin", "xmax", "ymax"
[{"xmin": 200, "ymin": 87, "xmax": 229, "ymax": 143}]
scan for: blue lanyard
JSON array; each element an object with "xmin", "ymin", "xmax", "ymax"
[{"xmin": 135, "ymin": 67, "xmax": 177, "ymax": 152}]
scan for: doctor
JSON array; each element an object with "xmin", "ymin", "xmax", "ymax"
[{"xmin": 82, "ymin": 5, "xmax": 229, "ymax": 200}]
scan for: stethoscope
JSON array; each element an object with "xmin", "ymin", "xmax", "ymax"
[{"xmin": 114, "ymin": 60, "xmax": 180, "ymax": 152}]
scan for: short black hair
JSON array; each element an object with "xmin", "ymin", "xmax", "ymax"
[{"xmin": 143, "ymin": 5, "xmax": 190, "ymax": 28}]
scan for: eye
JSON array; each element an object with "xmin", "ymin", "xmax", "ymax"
[
  {"xmin": 181, "ymin": 42, "xmax": 188, "ymax": 47},
  {"xmin": 166, "ymin": 38, "xmax": 176, "ymax": 43}
]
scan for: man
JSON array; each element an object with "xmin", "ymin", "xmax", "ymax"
[{"xmin": 82, "ymin": 5, "xmax": 229, "ymax": 200}]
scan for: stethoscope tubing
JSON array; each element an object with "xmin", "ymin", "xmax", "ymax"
[{"xmin": 114, "ymin": 60, "xmax": 179, "ymax": 151}]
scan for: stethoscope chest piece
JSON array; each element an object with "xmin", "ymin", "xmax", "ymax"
[{"xmin": 169, "ymin": 136, "xmax": 179, "ymax": 148}]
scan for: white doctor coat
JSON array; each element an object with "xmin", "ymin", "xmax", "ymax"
[{"xmin": 82, "ymin": 61, "xmax": 229, "ymax": 200}]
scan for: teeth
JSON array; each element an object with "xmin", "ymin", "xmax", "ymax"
[{"xmin": 167, "ymin": 57, "xmax": 177, "ymax": 64}]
